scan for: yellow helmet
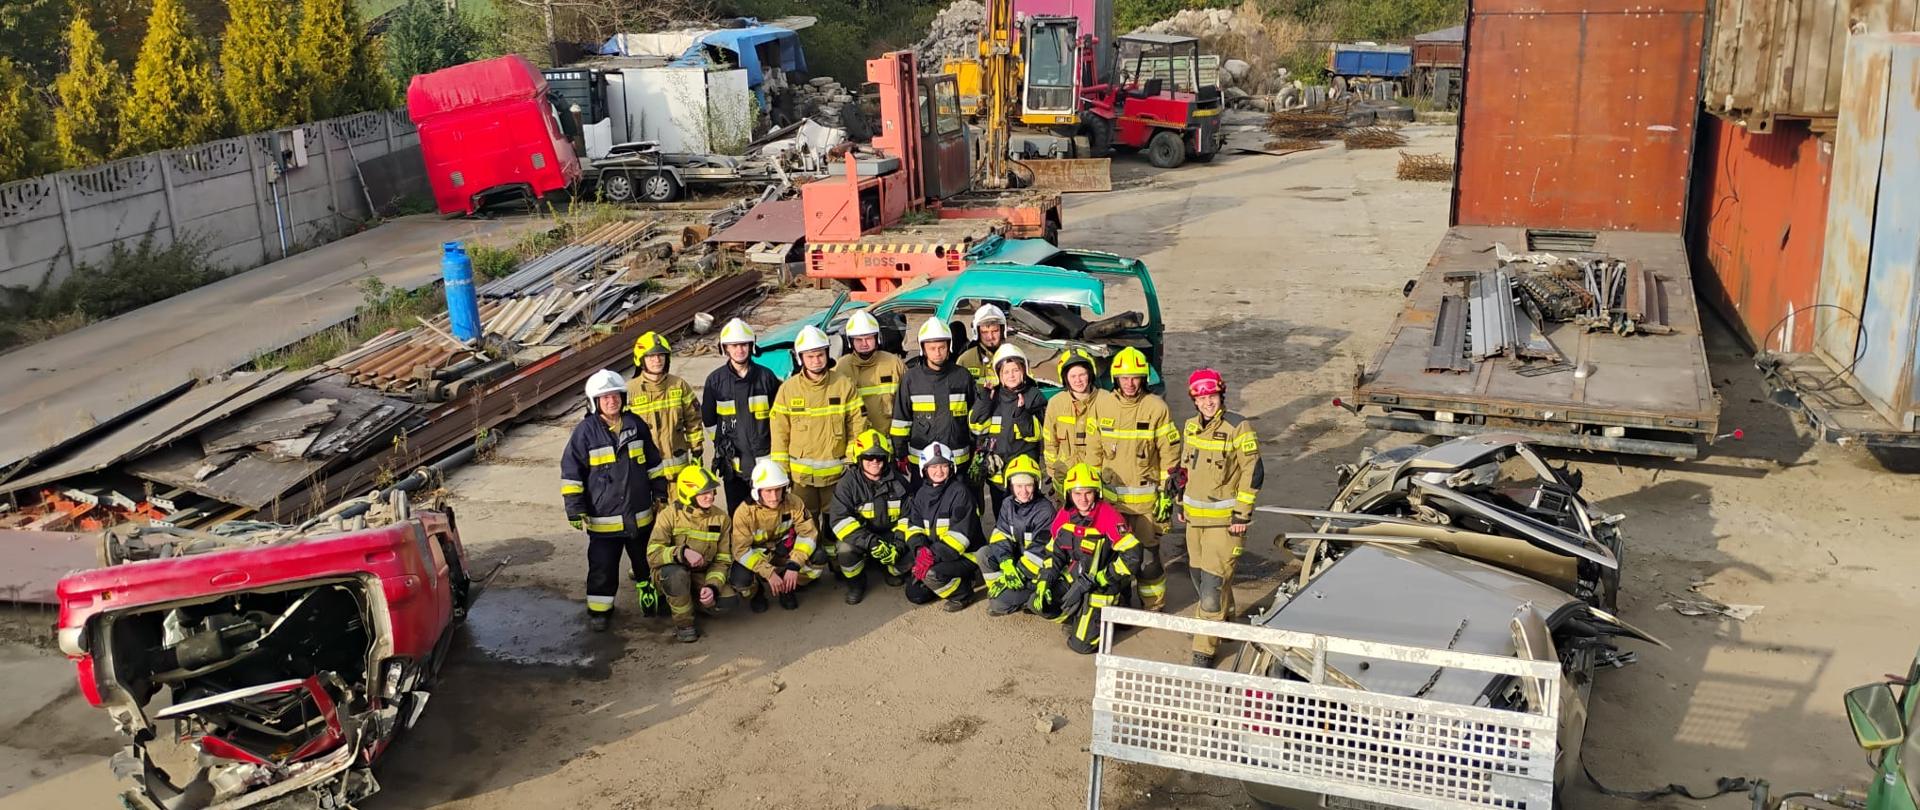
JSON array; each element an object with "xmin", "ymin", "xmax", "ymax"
[
  {"xmin": 1110, "ymin": 347, "xmax": 1151, "ymax": 378},
  {"xmin": 851, "ymin": 429, "xmax": 893, "ymax": 460},
  {"xmin": 674, "ymin": 466, "xmax": 719, "ymax": 507},
  {"xmin": 1004, "ymin": 454, "xmax": 1043, "ymax": 485},
  {"xmin": 633, "ymin": 332, "xmax": 671, "ymax": 367},
  {"xmin": 1057, "ymin": 347, "xmax": 1097, "ymax": 381},
  {"xmin": 1063, "ymin": 463, "xmax": 1102, "ymax": 493}
]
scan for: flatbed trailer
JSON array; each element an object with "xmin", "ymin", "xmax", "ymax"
[{"xmin": 1351, "ymin": 226, "xmax": 1720, "ymax": 459}]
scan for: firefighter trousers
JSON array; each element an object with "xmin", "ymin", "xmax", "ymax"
[
  {"xmin": 1185, "ymin": 525, "xmax": 1243, "ymax": 656},
  {"xmin": 1119, "ymin": 510, "xmax": 1168, "ymax": 612},
  {"xmin": 586, "ymin": 530, "xmax": 653, "ymax": 614},
  {"xmin": 726, "ymin": 555, "xmax": 818, "ymax": 599},
  {"xmin": 792, "ymin": 483, "xmax": 835, "ymax": 575},
  {"xmin": 721, "ymin": 473, "xmax": 752, "ymax": 513},
  {"xmin": 835, "ymin": 528, "xmax": 907, "ymax": 583},
  {"xmin": 904, "ymin": 559, "xmax": 978, "ymax": 604},
  {"xmin": 977, "ymin": 544, "xmax": 1053, "ymax": 615},
  {"xmin": 1064, "ymin": 586, "xmax": 1128, "ymax": 655},
  {"xmin": 657, "ymin": 563, "xmax": 738, "ymax": 628}
]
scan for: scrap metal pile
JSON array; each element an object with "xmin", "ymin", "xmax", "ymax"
[
  {"xmin": 0, "ymin": 219, "xmax": 761, "ymax": 533},
  {"xmin": 1396, "ymin": 151, "xmax": 1453, "ymax": 181},
  {"xmin": 1263, "ymin": 102, "xmax": 1411, "ymax": 152},
  {"xmin": 1425, "ymin": 241, "xmax": 1672, "ymax": 375}
]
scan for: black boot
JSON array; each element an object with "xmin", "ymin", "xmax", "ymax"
[
  {"xmin": 588, "ymin": 612, "xmax": 610, "ymax": 632},
  {"xmin": 884, "ymin": 573, "xmax": 906, "ymax": 587},
  {"xmin": 778, "ymin": 591, "xmax": 800, "ymax": 610},
  {"xmin": 844, "ymin": 576, "xmax": 868, "ymax": 605},
  {"xmin": 750, "ymin": 590, "xmax": 769, "ymax": 613},
  {"xmin": 942, "ymin": 593, "xmax": 971, "ymax": 613},
  {"xmin": 675, "ymin": 625, "xmax": 699, "ymax": 643},
  {"xmin": 1190, "ymin": 652, "xmax": 1216, "ymax": 669}
]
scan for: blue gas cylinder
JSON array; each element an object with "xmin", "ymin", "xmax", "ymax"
[{"xmin": 442, "ymin": 241, "xmax": 481, "ymax": 341}]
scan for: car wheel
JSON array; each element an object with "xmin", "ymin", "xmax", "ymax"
[
  {"xmin": 1147, "ymin": 130, "xmax": 1186, "ymax": 169},
  {"xmin": 639, "ymin": 172, "xmax": 680, "ymax": 203},
  {"xmin": 600, "ymin": 171, "xmax": 635, "ymax": 203}
]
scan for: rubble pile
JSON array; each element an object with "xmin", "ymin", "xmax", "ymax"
[
  {"xmin": 913, "ymin": 0, "xmax": 986, "ymax": 71},
  {"xmin": 796, "ymin": 75, "xmax": 857, "ymax": 127},
  {"xmin": 1131, "ymin": 2, "xmax": 1313, "ymax": 98}
]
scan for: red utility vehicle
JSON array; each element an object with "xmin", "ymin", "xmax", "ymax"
[
  {"xmin": 56, "ymin": 504, "xmax": 484, "ymax": 809},
  {"xmin": 408, "ymin": 55, "xmax": 581, "ymax": 215},
  {"xmin": 1080, "ymin": 33, "xmax": 1224, "ymax": 169}
]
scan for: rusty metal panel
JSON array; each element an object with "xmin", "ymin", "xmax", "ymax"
[
  {"xmin": 1454, "ymin": 0, "xmax": 1706, "ymax": 231},
  {"xmin": 1690, "ymin": 117, "xmax": 1833, "ymax": 352},
  {"xmin": 1703, "ymin": 0, "xmax": 1920, "ymax": 131},
  {"xmin": 1814, "ymin": 34, "xmax": 1895, "ymax": 365},
  {"xmin": 1414, "ymin": 41, "xmax": 1465, "ymax": 67},
  {"xmin": 1019, "ymin": 158, "xmax": 1113, "ymax": 193},
  {"xmin": 1851, "ymin": 34, "xmax": 1920, "ymax": 429}
]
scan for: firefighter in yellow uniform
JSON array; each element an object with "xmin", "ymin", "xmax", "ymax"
[
  {"xmin": 647, "ymin": 467, "xmax": 734, "ymax": 643},
  {"xmin": 837, "ymin": 309, "xmax": 906, "ymax": 439},
  {"xmin": 728, "ymin": 459, "xmax": 822, "ymax": 611},
  {"xmin": 1043, "ymin": 348, "xmax": 1107, "ymax": 491},
  {"xmin": 1176, "ymin": 369, "xmax": 1262, "ymax": 668},
  {"xmin": 1089, "ymin": 347, "xmax": 1176, "ymax": 611},
  {"xmin": 770, "ymin": 325, "xmax": 864, "ymax": 549},
  {"xmin": 628, "ymin": 332, "xmax": 703, "ymax": 487}
]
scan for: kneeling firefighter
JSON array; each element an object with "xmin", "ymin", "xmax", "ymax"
[
  {"xmin": 827, "ymin": 429, "xmax": 913, "ymax": 604},
  {"xmin": 728, "ymin": 459, "xmax": 822, "ymax": 611},
  {"xmin": 562, "ymin": 369, "xmax": 666, "ymax": 631},
  {"xmin": 647, "ymin": 466, "xmax": 735, "ymax": 642},
  {"xmin": 975, "ymin": 455, "xmax": 1059, "ymax": 616},
  {"xmin": 1050, "ymin": 463, "xmax": 1144, "ymax": 654},
  {"xmin": 902, "ymin": 442, "xmax": 983, "ymax": 611}
]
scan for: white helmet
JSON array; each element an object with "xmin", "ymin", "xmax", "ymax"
[
  {"xmin": 973, "ymin": 303, "xmax": 1006, "ymax": 328},
  {"xmin": 585, "ymin": 369, "xmax": 626, "ymax": 403},
  {"xmin": 990, "ymin": 343, "xmax": 1027, "ymax": 370},
  {"xmin": 845, "ymin": 309, "xmax": 881, "ymax": 338},
  {"xmin": 719, "ymin": 318, "xmax": 756, "ymax": 345},
  {"xmin": 919, "ymin": 442, "xmax": 956, "ymax": 472},
  {"xmin": 794, "ymin": 325, "xmax": 831, "ymax": 354},
  {"xmin": 750, "ymin": 457, "xmax": 791, "ymax": 493},
  {"xmin": 917, "ymin": 318, "xmax": 953, "ymax": 344}
]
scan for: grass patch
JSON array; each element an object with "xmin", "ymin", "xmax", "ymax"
[{"xmin": 1, "ymin": 232, "xmax": 227, "ymax": 354}]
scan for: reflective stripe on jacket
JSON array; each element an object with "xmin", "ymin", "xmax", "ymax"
[
  {"xmin": 1180, "ymin": 411, "xmax": 1263, "ymax": 526},
  {"xmin": 560, "ymin": 410, "xmax": 661, "ymax": 534}
]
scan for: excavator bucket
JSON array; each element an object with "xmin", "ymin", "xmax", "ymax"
[{"xmin": 1019, "ymin": 158, "xmax": 1113, "ymax": 193}]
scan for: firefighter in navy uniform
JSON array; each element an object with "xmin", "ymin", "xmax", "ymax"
[
  {"xmin": 890, "ymin": 319, "xmax": 977, "ymax": 480},
  {"xmin": 969, "ymin": 343, "xmax": 1047, "ymax": 511},
  {"xmin": 561, "ymin": 370, "xmax": 665, "ymax": 631},
  {"xmin": 1050, "ymin": 463, "xmax": 1145, "ymax": 654},
  {"xmin": 974, "ymin": 455, "xmax": 1057, "ymax": 616},
  {"xmin": 826, "ymin": 430, "xmax": 913, "ymax": 604},
  {"xmin": 901, "ymin": 442, "xmax": 983, "ymax": 611},
  {"xmin": 702, "ymin": 318, "xmax": 780, "ymax": 510}
]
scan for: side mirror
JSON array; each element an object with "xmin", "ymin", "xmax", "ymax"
[{"xmin": 1843, "ymin": 683, "xmax": 1906, "ymax": 750}]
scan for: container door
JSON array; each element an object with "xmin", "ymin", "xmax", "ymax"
[{"xmin": 921, "ymin": 76, "xmax": 971, "ymax": 199}]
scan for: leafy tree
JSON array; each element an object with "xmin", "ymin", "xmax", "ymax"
[
  {"xmin": 55, "ymin": 14, "xmax": 123, "ymax": 167},
  {"xmin": 0, "ymin": 0, "xmax": 69, "ymax": 86},
  {"xmin": 221, "ymin": 0, "xmax": 304, "ymax": 132},
  {"xmin": 118, "ymin": 0, "xmax": 226, "ymax": 155},
  {"xmin": 0, "ymin": 58, "xmax": 55, "ymax": 182},
  {"xmin": 383, "ymin": 0, "xmax": 483, "ymax": 89},
  {"xmin": 298, "ymin": 0, "xmax": 390, "ymax": 117}
]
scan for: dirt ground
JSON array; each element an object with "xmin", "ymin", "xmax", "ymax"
[{"xmin": 5, "ymin": 120, "xmax": 1920, "ymax": 810}]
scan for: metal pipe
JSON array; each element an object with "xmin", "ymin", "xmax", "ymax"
[{"xmin": 1362, "ymin": 415, "xmax": 1701, "ymax": 460}]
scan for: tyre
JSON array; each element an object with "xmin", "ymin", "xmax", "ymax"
[
  {"xmin": 599, "ymin": 171, "xmax": 635, "ymax": 203},
  {"xmin": 1146, "ymin": 130, "xmax": 1186, "ymax": 169},
  {"xmin": 1082, "ymin": 115, "xmax": 1113, "ymax": 158},
  {"xmin": 638, "ymin": 171, "xmax": 680, "ymax": 203}
]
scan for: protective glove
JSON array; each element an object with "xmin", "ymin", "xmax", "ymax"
[
  {"xmin": 1030, "ymin": 578, "xmax": 1052, "ymax": 615},
  {"xmin": 870, "ymin": 538, "xmax": 901, "ymax": 566},
  {"xmin": 997, "ymin": 559, "xmax": 1025, "ymax": 592},
  {"xmin": 911, "ymin": 546, "xmax": 936, "ymax": 581},
  {"xmin": 635, "ymin": 580, "xmax": 665, "ymax": 616},
  {"xmin": 681, "ymin": 546, "xmax": 706, "ymax": 568},
  {"xmin": 568, "ymin": 515, "xmax": 584, "ymax": 530}
]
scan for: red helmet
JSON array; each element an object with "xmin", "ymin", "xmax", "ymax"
[{"xmin": 1188, "ymin": 368, "xmax": 1224, "ymax": 398}]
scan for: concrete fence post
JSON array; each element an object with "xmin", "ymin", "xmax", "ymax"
[
  {"xmin": 157, "ymin": 151, "xmax": 183, "ymax": 246},
  {"xmin": 51, "ymin": 173, "xmax": 82, "ymax": 280},
  {"xmin": 245, "ymin": 136, "xmax": 276, "ymax": 264}
]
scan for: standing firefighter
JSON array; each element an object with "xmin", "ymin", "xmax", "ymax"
[
  {"xmin": 891, "ymin": 319, "xmax": 977, "ymax": 478},
  {"xmin": 647, "ymin": 466, "xmax": 734, "ymax": 642},
  {"xmin": 827, "ymin": 430, "xmax": 913, "ymax": 604},
  {"xmin": 728, "ymin": 459, "xmax": 821, "ymax": 611},
  {"xmin": 956, "ymin": 304, "xmax": 1009, "ymax": 389},
  {"xmin": 1178, "ymin": 369, "xmax": 1262, "ymax": 667},
  {"xmin": 975, "ymin": 455, "xmax": 1058, "ymax": 616},
  {"xmin": 1043, "ymin": 348, "xmax": 1106, "ymax": 492},
  {"xmin": 628, "ymin": 332, "xmax": 703, "ymax": 487},
  {"xmin": 902, "ymin": 443, "xmax": 983, "ymax": 611},
  {"xmin": 1090, "ymin": 347, "xmax": 1176, "ymax": 611},
  {"xmin": 1051, "ymin": 463, "xmax": 1144, "ymax": 654},
  {"xmin": 970, "ymin": 343, "xmax": 1047, "ymax": 509},
  {"xmin": 703, "ymin": 318, "xmax": 780, "ymax": 510},
  {"xmin": 771, "ymin": 325, "xmax": 864, "ymax": 547},
  {"xmin": 838, "ymin": 309, "xmax": 906, "ymax": 439},
  {"xmin": 562, "ymin": 370, "xmax": 665, "ymax": 631}
]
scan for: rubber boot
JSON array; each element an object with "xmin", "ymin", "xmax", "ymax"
[
  {"xmin": 778, "ymin": 591, "xmax": 800, "ymax": 610},
  {"xmin": 943, "ymin": 592, "xmax": 971, "ymax": 613},
  {"xmin": 588, "ymin": 612, "xmax": 611, "ymax": 632},
  {"xmin": 750, "ymin": 590, "xmax": 769, "ymax": 613},
  {"xmin": 675, "ymin": 626, "xmax": 699, "ymax": 643},
  {"xmin": 1190, "ymin": 652, "xmax": 1215, "ymax": 669},
  {"xmin": 845, "ymin": 576, "xmax": 868, "ymax": 605}
]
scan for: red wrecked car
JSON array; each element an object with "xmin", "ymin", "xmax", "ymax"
[{"xmin": 55, "ymin": 502, "xmax": 487, "ymax": 809}]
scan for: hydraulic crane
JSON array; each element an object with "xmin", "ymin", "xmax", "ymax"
[{"xmin": 976, "ymin": 0, "xmax": 1020, "ymax": 189}]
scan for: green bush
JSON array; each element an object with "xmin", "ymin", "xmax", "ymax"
[{"xmin": 32, "ymin": 231, "xmax": 227, "ymax": 319}]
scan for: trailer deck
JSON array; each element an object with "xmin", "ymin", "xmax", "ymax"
[{"xmin": 1352, "ymin": 226, "xmax": 1719, "ymax": 458}]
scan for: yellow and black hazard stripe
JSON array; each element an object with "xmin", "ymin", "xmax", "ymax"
[{"xmin": 811, "ymin": 242, "xmax": 967, "ymax": 254}]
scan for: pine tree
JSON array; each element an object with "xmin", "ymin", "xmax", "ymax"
[
  {"xmin": 384, "ymin": 0, "xmax": 482, "ymax": 89},
  {"xmin": 297, "ymin": 0, "xmax": 387, "ymax": 117},
  {"xmin": 117, "ymin": 0, "xmax": 226, "ymax": 155},
  {"xmin": 221, "ymin": 0, "xmax": 302, "ymax": 132},
  {"xmin": 54, "ymin": 15, "xmax": 122, "ymax": 168},
  {"xmin": 0, "ymin": 58, "xmax": 55, "ymax": 182}
]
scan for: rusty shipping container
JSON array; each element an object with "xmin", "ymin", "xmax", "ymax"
[
  {"xmin": 1453, "ymin": 0, "xmax": 1706, "ymax": 232},
  {"xmin": 1413, "ymin": 25, "xmax": 1466, "ymax": 67},
  {"xmin": 1690, "ymin": 117, "xmax": 1833, "ymax": 353},
  {"xmin": 1703, "ymin": 0, "xmax": 1920, "ymax": 133}
]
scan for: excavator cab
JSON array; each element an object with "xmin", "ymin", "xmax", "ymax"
[{"xmin": 1021, "ymin": 16, "xmax": 1082, "ymax": 128}]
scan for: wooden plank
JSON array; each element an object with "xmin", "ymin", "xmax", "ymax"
[
  {"xmin": 1731, "ymin": 0, "xmax": 1775, "ymax": 109},
  {"xmin": 1765, "ymin": 0, "xmax": 1804, "ymax": 115}
]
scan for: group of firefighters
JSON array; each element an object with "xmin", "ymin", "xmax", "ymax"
[{"xmin": 559, "ymin": 306, "xmax": 1261, "ymax": 666}]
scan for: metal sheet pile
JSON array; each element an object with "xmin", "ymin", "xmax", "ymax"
[{"xmin": 1425, "ymin": 241, "xmax": 1671, "ymax": 375}]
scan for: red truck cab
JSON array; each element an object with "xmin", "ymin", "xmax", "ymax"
[{"xmin": 407, "ymin": 55, "xmax": 581, "ymax": 216}]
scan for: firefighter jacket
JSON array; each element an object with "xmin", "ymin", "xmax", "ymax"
[
  {"xmin": 827, "ymin": 468, "xmax": 910, "ymax": 546},
  {"xmin": 890, "ymin": 357, "xmax": 977, "ymax": 465},
  {"xmin": 970, "ymin": 379, "xmax": 1047, "ymax": 484},
  {"xmin": 1091, "ymin": 390, "xmax": 1180, "ymax": 515},
  {"xmin": 838, "ymin": 350, "xmax": 906, "ymax": 438},
  {"xmin": 1052, "ymin": 500, "xmax": 1144, "ymax": 584},
  {"xmin": 770, "ymin": 370, "xmax": 864, "ymax": 487},
  {"xmin": 1043, "ymin": 389, "xmax": 1107, "ymax": 484},
  {"xmin": 903, "ymin": 475, "xmax": 983, "ymax": 563},
  {"xmin": 560, "ymin": 411, "xmax": 662, "ymax": 535},
  {"xmin": 702, "ymin": 361, "xmax": 780, "ymax": 479},
  {"xmin": 627, "ymin": 372, "xmax": 702, "ymax": 483},
  {"xmin": 729, "ymin": 496, "xmax": 814, "ymax": 581},
  {"xmin": 988, "ymin": 493, "xmax": 1060, "ymax": 575},
  {"xmin": 1180, "ymin": 411, "xmax": 1263, "ymax": 527},
  {"xmin": 956, "ymin": 342, "xmax": 1004, "ymax": 389},
  {"xmin": 647, "ymin": 501, "xmax": 731, "ymax": 589}
]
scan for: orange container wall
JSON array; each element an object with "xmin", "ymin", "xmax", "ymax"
[{"xmin": 1689, "ymin": 117, "xmax": 1833, "ymax": 353}]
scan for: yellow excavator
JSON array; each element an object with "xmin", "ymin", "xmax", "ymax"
[{"xmin": 958, "ymin": 0, "xmax": 1112, "ymax": 192}]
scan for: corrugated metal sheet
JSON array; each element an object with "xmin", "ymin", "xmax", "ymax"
[
  {"xmin": 1815, "ymin": 32, "xmax": 1920, "ymax": 431},
  {"xmin": 1703, "ymin": 0, "xmax": 1920, "ymax": 132},
  {"xmin": 1690, "ymin": 117, "xmax": 1833, "ymax": 352},
  {"xmin": 1453, "ymin": 0, "xmax": 1707, "ymax": 232}
]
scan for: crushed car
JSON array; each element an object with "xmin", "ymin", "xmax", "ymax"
[
  {"xmin": 754, "ymin": 236, "xmax": 1164, "ymax": 391},
  {"xmin": 55, "ymin": 492, "xmax": 492, "ymax": 810}
]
